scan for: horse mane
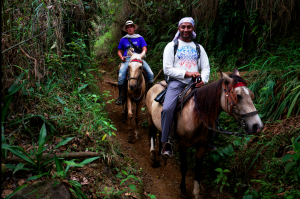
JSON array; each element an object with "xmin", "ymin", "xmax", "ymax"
[{"xmin": 194, "ymin": 74, "xmax": 248, "ymax": 127}]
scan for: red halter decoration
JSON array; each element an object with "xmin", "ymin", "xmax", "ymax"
[
  {"xmin": 131, "ymin": 59, "xmax": 143, "ymax": 63},
  {"xmin": 233, "ymin": 82, "xmax": 246, "ymax": 88}
]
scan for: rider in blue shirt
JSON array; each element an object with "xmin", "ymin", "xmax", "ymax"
[{"xmin": 115, "ymin": 20, "xmax": 154, "ymax": 105}]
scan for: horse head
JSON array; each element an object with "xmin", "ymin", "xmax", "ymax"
[
  {"xmin": 127, "ymin": 48, "xmax": 145, "ymax": 90},
  {"xmin": 220, "ymin": 68, "xmax": 264, "ymax": 134}
]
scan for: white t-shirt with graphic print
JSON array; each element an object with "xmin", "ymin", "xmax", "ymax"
[{"xmin": 163, "ymin": 40, "xmax": 210, "ymax": 85}]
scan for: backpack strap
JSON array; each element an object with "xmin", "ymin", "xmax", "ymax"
[
  {"xmin": 127, "ymin": 38, "xmax": 143, "ymax": 54},
  {"xmin": 173, "ymin": 39, "xmax": 179, "ymax": 57},
  {"xmin": 192, "ymin": 41, "xmax": 201, "ymax": 60}
]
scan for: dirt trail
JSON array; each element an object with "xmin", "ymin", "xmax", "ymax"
[{"xmin": 97, "ymin": 74, "xmax": 198, "ymax": 199}]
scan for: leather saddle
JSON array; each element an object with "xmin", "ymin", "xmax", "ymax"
[{"xmin": 154, "ymin": 79, "xmax": 200, "ymax": 111}]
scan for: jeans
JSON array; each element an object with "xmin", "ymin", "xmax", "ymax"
[
  {"xmin": 161, "ymin": 80, "xmax": 187, "ymax": 142},
  {"xmin": 118, "ymin": 56, "xmax": 154, "ymax": 85}
]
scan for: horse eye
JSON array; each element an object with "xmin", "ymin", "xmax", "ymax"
[
  {"xmin": 139, "ymin": 66, "xmax": 142, "ymax": 69},
  {"xmin": 237, "ymin": 95, "xmax": 242, "ymax": 99}
]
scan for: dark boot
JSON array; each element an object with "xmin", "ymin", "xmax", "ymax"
[{"xmin": 115, "ymin": 85, "xmax": 123, "ymax": 105}]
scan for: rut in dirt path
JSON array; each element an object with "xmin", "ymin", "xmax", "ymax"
[{"xmin": 97, "ymin": 74, "xmax": 199, "ymax": 199}]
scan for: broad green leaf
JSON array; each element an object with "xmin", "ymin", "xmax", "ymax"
[
  {"xmin": 282, "ymin": 154, "xmax": 293, "ymax": 162},
  {"xmin": 293, "ymin": 153, "xmax": 299, "ymax": 161},
  {"xmin": 5, "ymin": 184, "xmax": 28, "ymax": 199},
  {"xmin": 68, "ymin": 180, "xmax": 82, "ymax": 187},
  {"xmin": 13, "ymin": 163, "xmax": 25, "ymax": 175},
  {"xmin": 294, "ymin": 142, "xmax": 300, "ymax": 151},
  {"xmin": 122, "ymin": 170, "xmax": 128, "ymax": 176},
  {"xmin": 120, "ymin": 179, "xmax": 127, "ymax": 185},
  {"xmin": 213, "ymin": 154, "xmax": 220, "ymax": 162},
  {"xmin": 102, "ymin": 134, "xmax": 107, "ymax": 141},
  {"xmin": 285, "ymin": 161, "xmax": 297, "ymax": 174},
  {"xmin": 129, "ymin": 184, "xmax": 136, "ymax": 191},
  {"xmin": 115, "ymin": 173, "xmax": 123, "ymax": 179},
  {"xmin": 215, "ymin": 168, "xmax": 222, "ymax": 172},
  {"xmin": 5, "ymin": 164, "xmax": 31, "ymax": 171},
  {"xmin": 1, "ymin": 144, "xmax": 35, "ymax": 165},
  {"xmin": 63, "ymin": 160, "xmax": 81, "ymax": 167},
  {"xmin": 38, "ymin": 123, "xmax": 47, "ymax": 153},
  {"xmin": 54, "ymin": 154, "xmax": 63, "ymax": 172},
  {"xmin": 243, "ymin": 195, "xmax": 253, "ymax": 199},
  {"xmin": 223, "ymin": 169, "xmax": 230, "ymax": 173},
  {"xmin": 26, "ymin": 173, "xmax": 48, "ymax": 181},
  {"xmin": 78, "ymin": 157, "xmax": 99, "ymax": 166},
  {"xmin": 55, "ymin": 137, "xmax": 74, "ymax": 149}
]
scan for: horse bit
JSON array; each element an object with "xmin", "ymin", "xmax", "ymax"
[{"xmin": 127, "ymin": 59, "xmax": 144, "ymax": 101}]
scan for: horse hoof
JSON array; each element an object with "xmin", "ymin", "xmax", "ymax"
[
  {"xmin": 180, "ymin": 192, "xmax": 188, "ymax": 199},
  {"xmin": 150, "ymin": 151, "xmax": 156, "ymax": 166}
]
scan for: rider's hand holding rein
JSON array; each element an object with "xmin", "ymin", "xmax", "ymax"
[
  {"xmin": 118, "ymin": 50, "xmax": 127, "ymax": 62},
  {"xmin": 185, "ymin": 71, "xmax": 204, "ymax": 87}
]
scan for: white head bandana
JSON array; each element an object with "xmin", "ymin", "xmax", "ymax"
[{"xmin": 172, "ymin": 17, "xmax": 196, "ymax": 41}]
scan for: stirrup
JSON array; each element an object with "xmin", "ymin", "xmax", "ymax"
[{"xmin": 161, "ymin": 141, "xmax": 173, "ymax": 157}]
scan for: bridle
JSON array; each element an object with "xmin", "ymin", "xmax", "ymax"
[
  {"xmin": 222, "ymin": 81, "xmax": 258, "ymax": 130},
  {"xmin": 196, "ymin": 81, "xmax": 259, "ymax": 136},
  {"xmin": 127, "ymin": 58, "xmax": 143, "ymax": 101}
]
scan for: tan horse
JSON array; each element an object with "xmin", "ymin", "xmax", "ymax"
[
  {"xmin": 122, "ymin": 49, "xmax": 146, "ymax": 143},
  {"xmin": 146, "ymin": 69, "xmax": 264, "ymax": 199}
]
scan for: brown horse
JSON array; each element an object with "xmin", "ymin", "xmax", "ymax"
[
  {"xmin": 146, "ymin": 69, "xmax": 264, "ymax": 199},
  {"xmin": 122, "ymin": 49, "xmax": 146, "ymax": 143}
]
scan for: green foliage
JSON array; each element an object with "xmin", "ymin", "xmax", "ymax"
[
  {"xmin": 52, "ymin": 154, "xmax": 100, "ymax": 199},
  {"xmin": 2, "ymin": 123, "xmax": 73, "ymax": 175},
  {"xmin": 214, "ymin": 168, "xmax": 230, "ymax": 192}
]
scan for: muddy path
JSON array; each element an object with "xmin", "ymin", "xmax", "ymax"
[{"xmin": 97, "ymin": 73, "xmax": 199, "ymax": 199}]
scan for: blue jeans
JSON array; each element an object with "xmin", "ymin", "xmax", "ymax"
[
  {"xmin": 161, "ymin": 80, "xmax": 187, "ymax": 142},
  {"xmin": 118, "ymin": 56, "xmax": 154, "ymax": 85}
]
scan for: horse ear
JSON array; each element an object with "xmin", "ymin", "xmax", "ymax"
[
  {"xmin": 140, "ymin": 51, "xmax": 146, "ymax": 59},
  {"xmin": 222, "ymin": 72, "xmax": 232, "ymax": 85},
  {"xmin": 232, "ymin": 68, "xmax": 240, "ymax": 76},
  {"xmin": 127, "ymin": 48, "xmax": 134, "ymax": 56}
]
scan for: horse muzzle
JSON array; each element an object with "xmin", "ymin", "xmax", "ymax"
[{"xmin": 244, "ymin": 122, "xmax": 264, "ymax": 134}]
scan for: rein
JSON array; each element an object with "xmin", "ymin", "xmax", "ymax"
[
  {"xmin": 196, "ymin": 81, "xmax": 258, "ymax": 137},
  {"xmin": 127, "ymin": 59, "xmax": 143, "ymax": 101}
]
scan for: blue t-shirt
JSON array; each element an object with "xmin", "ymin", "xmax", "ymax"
[{"xmin": 118, "ymin": 37, "xmax": 147, "ymax": 56}]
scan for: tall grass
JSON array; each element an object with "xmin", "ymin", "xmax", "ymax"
[{"xmin": 238, "ymin": 40, "xmax": 300, "ymax": 120}]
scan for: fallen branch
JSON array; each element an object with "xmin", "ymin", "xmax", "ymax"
[
  {"xmin": 20, "ymin": 46, "xmax": 37, "ymax": 80},
  {"xmin": 2, "ymin": 152, "xmax": 99, "ymax": 164},
  {"xmin": 153, "ymin": 68, "xmax": 163, "ymax": 83},
  {"xmin": 104, "ymin": 81, "xmax": 118, "ymax": 86}
]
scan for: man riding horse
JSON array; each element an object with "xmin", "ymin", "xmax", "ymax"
[
  {"xmin": 161, "ymin": 17, "xmax": 211, "ymax": 156},
  {"xmin": 115, "ymin": 20, "xmax": 154, "ymax": 105}
]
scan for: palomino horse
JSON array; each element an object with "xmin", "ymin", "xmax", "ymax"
[
  {"xmin": 146, "ymin": 69, "xmax": 264, "ymax": 199},
  {"xmin": 122, "ymin": 49, "xmax": 146, "ymax": 143}
]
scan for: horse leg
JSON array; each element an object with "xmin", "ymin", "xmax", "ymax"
[
  {"xmin": 122, "ymin": 101, "xmax": 127, "ymax": 123},
  {"xmin": 158, "ymin": 132, "xmax": 166, "ymax": 167},
  {"xmin": 134, "ymin": 101, "xmax": 143, "ymax": 140},
  {"xmin": 179, "ymin": 145, "xmax": 188, "ymax": 199},
  {"xmin": 193, "ymin": 146, "xmax": 206, "ymax": 199},
  {"xmin": 148, "ymin": 117, "xmax": 157, "ymax": 166},
  {"xmin": 127, "ymin": 97, "xmax": 134, "ymax": 143}
]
